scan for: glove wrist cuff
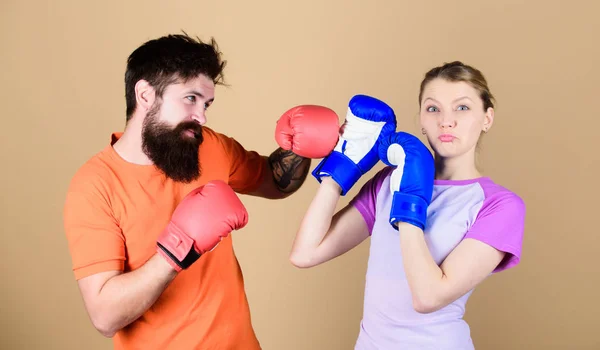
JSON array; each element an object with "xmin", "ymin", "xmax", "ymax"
[
  {"xmin": 156, "ymin": 224, "xmax": 201, "ymax": 271},
  {"xmin": 389, "ymin": 191, "xmax": 429, "ymax": 230},
  {"xmin": 311, "ymin": 152, "xmax": 362, "ymax": 196},
  {"xmin": 156, "ymin": 248, "xmax": 184, "ymax": 272}
]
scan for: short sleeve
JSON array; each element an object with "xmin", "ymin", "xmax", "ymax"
[
  {"xmin": 464, "ymin": 192, "xmax": 526, "ymax": 273},
  {"xmin": 63, "ymin": 177, "xmax": 125, "ymax": 280},
  {"xmin": 217, "ymin": 133, "xmax": 267, "ymax": 194},
  {"xmin": 349, "ymin": 166, "xmax": 394, "ymax": 235}
]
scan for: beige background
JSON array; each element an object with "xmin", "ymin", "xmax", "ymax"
[{"xmin": 2, "ymin": 0, "xmax": 599, "ymax": 349}]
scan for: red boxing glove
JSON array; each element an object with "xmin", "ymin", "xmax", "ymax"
[
  {"xmin": 275, "ymin": 105, "xmax": 340, "ymax": 158},
  {"xmin": 157, "ymin": 180, "xmax": 248, "ymax": 272}
]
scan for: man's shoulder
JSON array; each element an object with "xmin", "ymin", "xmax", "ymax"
[
  {"xmin": 201, "ymin": 126, "xmax": 225, "ymax": 141},
  {"xmin": 199, "ymin": 126, "xmax": 254, "ymax": 157},
  {"xmin": 200, "ymin": 126, "xmax": 240, "ymax": 146},
  {"xmin": 66, "ymin": 145, "xmax": 118, "ymax": 195}
]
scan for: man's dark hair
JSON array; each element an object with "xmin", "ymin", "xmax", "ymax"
[{"xmin": 124, "ymin": 32, "xmax": 227, "ymax": 121}]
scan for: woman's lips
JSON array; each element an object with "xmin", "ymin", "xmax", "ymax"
[{"xmin": 438, "ymin": 134, "xmax": 456, "ymax": 142}]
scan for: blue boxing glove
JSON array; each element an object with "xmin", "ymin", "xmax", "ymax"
[
  {"xmin": 378, "ymin": 132, "xmax": 435, "ymax": 230},
  {"xmin": 312, "ymin": 95, "xmax": 397, "ymax": 195}
]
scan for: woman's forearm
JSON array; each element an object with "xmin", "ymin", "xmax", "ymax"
[
  {"xmin": 397, "ymin": 222, "xmax": 445, "ymax": 313},
  {"xmin": 289, "ymin": 177, "xmax": 342, "ymax": 266}
]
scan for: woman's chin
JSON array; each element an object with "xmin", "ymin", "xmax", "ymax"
[{"xmin": 432, "ymin": 143, "xmax": 460, "ymax": 158}]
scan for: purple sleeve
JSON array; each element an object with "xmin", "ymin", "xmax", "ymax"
[
  {"xmin": 464, "ymin": 189, "xmax": 526, "ymax": 273},
  {"xmin": 349, "ymin": 166, "xmax": 394, "ymax": 235}
]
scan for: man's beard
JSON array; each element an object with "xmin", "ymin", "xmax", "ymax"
[{"xmin": 141, "ymin": 106, "xmax": 204, "ymax": 183}]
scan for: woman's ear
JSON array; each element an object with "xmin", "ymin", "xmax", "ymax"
[{"xmin": 483, "ymin": 107, "xmax": 494, "ymax": 133}]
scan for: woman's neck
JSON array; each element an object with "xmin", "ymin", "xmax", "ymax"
[{"xmin": 434, "ymin": 151, "xmax": 482, "ymax": 181}]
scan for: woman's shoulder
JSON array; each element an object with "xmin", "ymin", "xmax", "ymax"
[
  {"xmin": 477, "ymin": 177, "xmax": 525, "ymax": 209},
  {"xmin": 462, "ymin": 178, "xmax": 527, "ymax": 273}
]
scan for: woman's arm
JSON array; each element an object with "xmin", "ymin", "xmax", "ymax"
[
  {"xmin": 397, "ymin": 222, "xmax": 506, "ymax": 314},
  {"xmin": 289, "ymin": 177, "xmax": 370, "ymax": 268}
]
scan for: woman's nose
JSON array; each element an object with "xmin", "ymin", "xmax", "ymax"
[{"xmin": 439, "ymin": 112, "xmax": 456, "ymax": 129}]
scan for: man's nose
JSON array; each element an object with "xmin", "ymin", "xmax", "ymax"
[{"xmin": 191, "ymin": 111, "xmax": 206, "ymax": 125}]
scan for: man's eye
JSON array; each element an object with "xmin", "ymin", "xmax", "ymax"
[
  {"xmin": 427, "ymin": 106, "xmax": 438, "ymax": 112},
  {"xmin": 186, "ymin": 96, "xmax": 196, "ymax": 103},
  {"xmin": 457, "ymin": 105, "xmax": 469, "ymax": 111}
]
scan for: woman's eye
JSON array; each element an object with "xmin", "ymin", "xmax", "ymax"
[
  {"xmin": 427, "ymin": 106, "xmax": 438, "ymax": 112},
  {"xmin": 457, "ymin": 105, "xmax": 469, "ymax": 111}
]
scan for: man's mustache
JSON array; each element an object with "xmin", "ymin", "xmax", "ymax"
[{"xmin": 174, "ymin": 121, "xmax": 204, "ymax": 142}]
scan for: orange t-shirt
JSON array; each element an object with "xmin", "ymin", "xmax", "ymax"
[{"xmin": 63, "ymin": 127, "xmax": 267, "ymax": 350}]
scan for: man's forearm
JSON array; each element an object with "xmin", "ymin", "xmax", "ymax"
[
  {"xmin": 268, "ymin": 148, "xmax": 311, "ymax": 193},
  {"xmin": 91, "ymin": 254, "xmax": 177, "ymax": 337}
]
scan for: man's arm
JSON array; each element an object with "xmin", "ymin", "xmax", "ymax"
[
  {"xmin": 247, "ymin": 148, "xmax": 311, "ymax": 199},
  {"xmin": 77, "ymin": 254, "xmax": 177, "ymax": 337},
  {"xmin": 229, "ymin": 103, "xmax": 342, "ymax": 199},
  {"xmin": 76, "ymin": 180, "xmax": 248, "ymax": 337},
  {"xmin": 64, "ymin": 180, "xmax": 173, "ymax": 338},
  {"xmin": 268, "ymin": 148, "xmax": 312, "ymax": 194}
]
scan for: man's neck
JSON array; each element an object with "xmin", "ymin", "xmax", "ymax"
[
  {"xmin": 434, "ymin": 149, "xmax": 481, "ymax": 181},
  {"xmin": 112, "ymin": 117, "xmax": 153, "ymax": 165}
]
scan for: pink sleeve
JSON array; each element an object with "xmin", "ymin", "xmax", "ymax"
[
  {"xmin": 349, "ymin": 166, "xmax": 393, "ymax": 235},
  {"xmin": 464, "ymin": 190, "xmax": 526, "ymax": 273}
]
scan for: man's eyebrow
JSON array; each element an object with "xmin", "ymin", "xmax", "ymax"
[
  {"xmin": 188, "ymin": 90, "xmax": 214, "ymax": 103},
  {"xmin": 188, "ymin": 90, "xmax": 204, "ymax": 98}
]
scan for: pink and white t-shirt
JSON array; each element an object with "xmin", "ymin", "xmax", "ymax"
[{"xmin": 350, "ymin": 166, "xmax": 526, "ymax": 349}]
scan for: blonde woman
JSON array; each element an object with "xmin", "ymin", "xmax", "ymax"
[{"xmin": 291, "ymin": 61, "xmax": 526, "ymax": 349}]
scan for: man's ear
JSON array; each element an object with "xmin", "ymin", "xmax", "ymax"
[{"xmin": 134, "ymin": 80, "xmax": 156, "ymax": 112}]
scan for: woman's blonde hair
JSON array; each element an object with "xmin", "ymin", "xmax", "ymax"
[{"xmin": 419, "ymin": 61, "xmax": 495, "ymax": 111}]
